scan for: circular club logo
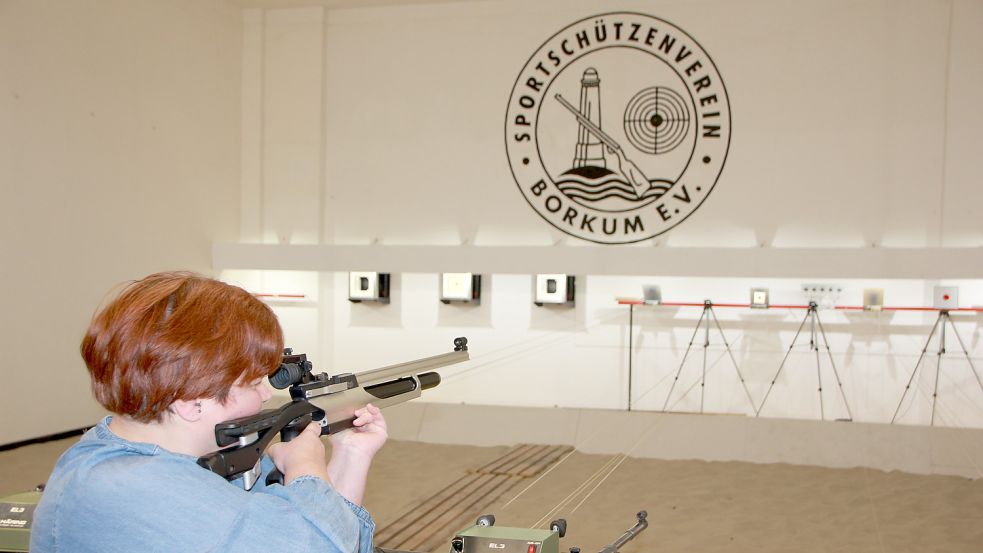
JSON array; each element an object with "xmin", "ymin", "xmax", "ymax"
[{"xmin": 506, "ymin": 13, "xmax": 731, "ymax": 244}]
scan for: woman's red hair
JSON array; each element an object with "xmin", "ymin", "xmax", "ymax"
[{"xmin": 81, "ymin": 272, "xmax": 284, "ymax": 422}]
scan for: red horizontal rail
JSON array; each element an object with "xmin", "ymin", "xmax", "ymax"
[{"xmin": 617, "ymin": 299, "xmax": 983, "ymax": 312}]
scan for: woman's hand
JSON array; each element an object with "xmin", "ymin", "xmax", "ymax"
[
  {"xmin": 325, "ymin": 404, "xmax": 388, "ymax": 505},
  {"xmin": 266, "ymin": 422, "xmax": 329, "ymax": 483},
  {"xmin": 328, "ymin": 404, "xmax": 388, "ymax": 460}
]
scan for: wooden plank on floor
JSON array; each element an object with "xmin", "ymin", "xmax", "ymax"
[
  {"xmin": 374, "ymin": 444, "xmax": 574, "ymax": 553},
  {"xmin": 373, "ymin": 444, "xmax": 536, "ymax": 546}
]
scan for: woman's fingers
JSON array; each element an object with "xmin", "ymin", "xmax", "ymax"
[{"xmin": 352, "ymin": 403, "xmax": 383, "ymax": 427}]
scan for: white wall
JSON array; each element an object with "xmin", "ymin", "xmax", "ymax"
[
  {"xmin": 943, "ymin": 0, "xmax": 983, "ymax": 246},
  {"xmin": 233, "ymin": 0, "xmax": 983, "ymax": 251},
  {"xmin": 314, "ymin": 0, "xmax": 980, "ymax": 249},
  {"xmin": 234, "ymin": 0, "xmax": 983, "ymax": 429},
  {"xmin": 0, "ymin": 1, "xmax": 243, "ymax": 444}
]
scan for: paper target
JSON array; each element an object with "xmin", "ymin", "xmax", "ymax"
[{"xmin": 623, "ymin": 87, "xmax": 690, "ymax": 155}]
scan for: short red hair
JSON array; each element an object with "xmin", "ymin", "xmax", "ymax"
[{"xmin": 81, "ymin": 272, "xmax": 284, "ymax": 422}]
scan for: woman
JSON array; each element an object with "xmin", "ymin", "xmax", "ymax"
[{"xmin": 32, "ymin": 272, "xmax": 386, "ymax": 552}]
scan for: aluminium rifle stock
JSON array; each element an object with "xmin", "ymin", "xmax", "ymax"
[{"xmin": 197, "ymin": 337, "xmax": 469, "ymax": 490}]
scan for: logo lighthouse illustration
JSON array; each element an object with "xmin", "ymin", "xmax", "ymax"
[
  {"xmin": 506, "ymin": 13, "xmax": 731, "ymax": 244},
  {"xmin": 572, "ymin": 68, "xmax": 605, "ymax": 169}
]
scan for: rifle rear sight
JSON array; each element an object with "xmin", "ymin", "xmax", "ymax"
[
  {"xmin": 269, "ymin": 350, "xmax": 361, "ymax": 403},
  {"xmin": 269, "ymin": 349, "xmax": 312, "ymax": 389}
]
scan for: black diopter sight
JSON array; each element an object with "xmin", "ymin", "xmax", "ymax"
[
  {"xmin": 453, "ymin": 337, "xmax": 468, "ymax": 351},
  {"xmin": 270, "ymin": 348, "xmax": 312, "ymax": 390}
]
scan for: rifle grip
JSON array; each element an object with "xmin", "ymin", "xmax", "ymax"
[
  {"xmin": 280, "ymin": 425, "xmax": 302, "ymax": 442},
  {"xmin": 280, "ymin": 414, "xmax": 312, "ymax": 442},
  {"xmin": 264, "ymin": 415, "xmax": 313, "ymax": 487},
  {"xmin": 266, "ymin": 468, "xmax": 285, "ymax": 487}
]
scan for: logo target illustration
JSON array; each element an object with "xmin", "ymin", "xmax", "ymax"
[{"xmin": 623, "ymin": 86, "xmax": 690, "ymax": 155}]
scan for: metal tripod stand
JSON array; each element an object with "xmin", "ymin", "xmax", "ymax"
[
  {"xmin": 757, "ymin": 301, "xmax": 853, "ymax": 420},
  {"xmin": 891, "ymin": 309, "xmax": 983, "ymax": 426},
  {"xmin": 661, "ymin": 300, "xmax": 756, "ymax": 415}
]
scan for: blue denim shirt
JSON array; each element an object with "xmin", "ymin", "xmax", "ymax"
[{"xmin": 31, "ymin": 417, "xmax": 375, "ymax": 553}]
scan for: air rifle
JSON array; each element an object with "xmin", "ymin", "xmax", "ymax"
[{"xmin": 198, "ymin": 337, "xmax": 469, "ymax": 490}]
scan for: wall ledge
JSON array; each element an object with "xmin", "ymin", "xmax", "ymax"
[
  {"xmin": 385, "ymin": 402, "xmax": 983, "ymax": 479},
  {"xmin": 213, "ymin": 242, "xmax": 983, "ymax": 279}
]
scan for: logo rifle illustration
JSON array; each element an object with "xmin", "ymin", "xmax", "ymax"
[{"xmin": 554, "ymin": 93, "xmax": 651, "ymax": 199}]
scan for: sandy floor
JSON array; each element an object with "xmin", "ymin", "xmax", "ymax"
[
  {"xmin": 3, "ymin": 436, "xmax": 982, "ymax": 552},
  {"xmin": 364, "ymin": 441, "xmax": 983, "ymax": 553}
]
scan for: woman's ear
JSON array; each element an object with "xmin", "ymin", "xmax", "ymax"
[{"xmin": 171, "ymin": 399, "xmax": 204, "ymax": 422}]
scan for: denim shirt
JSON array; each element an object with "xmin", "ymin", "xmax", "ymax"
[{"xmin": 31, "ymin": 417, "xmax": 375, "ymax": 553}]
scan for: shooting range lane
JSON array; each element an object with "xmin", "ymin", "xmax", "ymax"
[{"xmin": 3, "ymin": 434, "xmax": 983, "ymax": 552}]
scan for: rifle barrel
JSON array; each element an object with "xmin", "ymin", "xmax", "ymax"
[{"xmin": 356, "ymin": 350, "xmax": 468, "ymax": 386}]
